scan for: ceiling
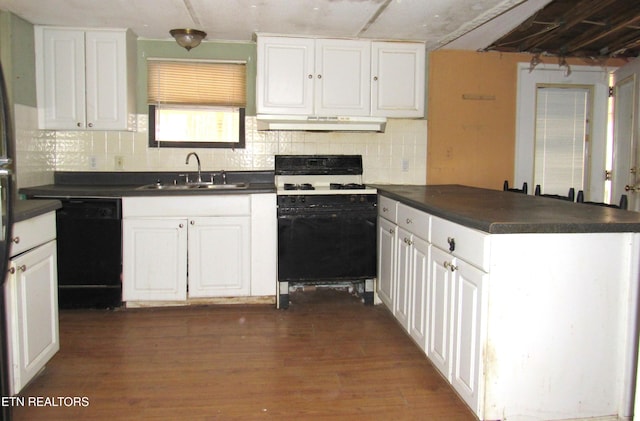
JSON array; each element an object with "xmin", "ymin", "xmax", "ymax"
[
  {"xmin": 0, "ymin": 0, "xmax": 535, "ymax": 50},
  {"xmin": 0, "ymin": 0, "xmax": 636, "ymax": 59}
]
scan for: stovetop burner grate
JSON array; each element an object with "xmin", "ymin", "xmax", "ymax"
[
  {"xmin": 330, "ymin": 183, "xmax": 366, "ymax": 190},
  {"xmin": 284, "ymin": 183, "xmax": 315, "ymax": 191}
]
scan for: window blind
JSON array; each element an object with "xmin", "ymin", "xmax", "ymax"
[
  {"xmin": 534, "ymin": 86, "xmax": 589, "ymax": 194},
  {"xmin": 147, "ymin": 60, "xmax": 246, "ymax": 106}
]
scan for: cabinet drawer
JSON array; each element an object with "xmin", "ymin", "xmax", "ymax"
[
  {"xmin": 10, "ymin": 212, "xmax": 56, "ymax": 257},
  {"xmin": 397, "ymin": 204, "xmax": 430, "ymax": 241},
  {"xmin": 378, "ymin": 196, "xmax": 398, "ymax": 223},
  {"xmin": 123, "ymin": 195, "xmax": 251, "ymax": 217},
  {"xmin": 431, "ymin": 216, "xmax": 489, "ymax": 272}
]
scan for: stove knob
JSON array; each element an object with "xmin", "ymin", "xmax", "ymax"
[
  {"xmin": 350, "ymin": 196, "xmax": 356, "ymax": 203},
  {"xmin": 290, "ymin": 197, "xmax": 296, "ymax": 204},
  {"xmin": 301, "ymin": 197, "xmax": 306, "ymax": 203},
  {"xmin": 360, "ymin": 196, "xmax": 366, "ymax": 203}
]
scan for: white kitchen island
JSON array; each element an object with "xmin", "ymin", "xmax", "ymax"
[{"xmin": 376, "ymin": 185, "xmax": 640, "ymax": 421}]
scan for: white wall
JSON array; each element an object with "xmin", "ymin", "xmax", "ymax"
[{"xmin": 15, "ymin": 104, "xmax": 427, "ymax": 189}]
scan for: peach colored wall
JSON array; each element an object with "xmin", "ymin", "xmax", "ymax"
[
  {"xmin": 427, "ymin": 50, "xmax": 525, "ymax": 190},
  {"xmin": 427, "ymin": 51, "xmax": 628, "ymax": 190}
]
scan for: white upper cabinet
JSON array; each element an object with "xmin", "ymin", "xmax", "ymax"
[
  {"xmin": 371, "ymin": 42, "xmax": 426, "ymax": 118},
  {"xmin": 314, "ymin": 39, "xmax": 371, "ymax": 116},
  {"xmin": 257, "ymin": 36, "xmax": 315, "ymax": 115},
  {"xmin": 35, "ymin": 27, "xmax": 137, "ymax": 131},
  {"xmin": 257, "ymin": 35, "xmax": 424, "ymax": 118},
  {"xmin": 257, "ymin": 36, "xmax": 370, "ymax": 116}
]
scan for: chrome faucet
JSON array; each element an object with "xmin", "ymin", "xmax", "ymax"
[{"xmin": 185, "ymin": 152, "xmax": 202, "ymax": 183}]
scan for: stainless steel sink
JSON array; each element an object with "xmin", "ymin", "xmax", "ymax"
[
  {"xmin": 136, "ymin": 182, "xmax": 248, "ymax": 190},
  {"xmin": 189, "ymin": 183, "xmax": 247, "ymax": 189},
  {"xmin": 136, "ymin": 183, "xmax": 191, "ymax": 190}
]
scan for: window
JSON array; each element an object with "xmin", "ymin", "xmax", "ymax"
[
  {"xmin": 148, "ymin": 59, "xmax": 246, "ymax": 148},
  {"xmin": 533, "ymin": 85, "xmax": 591, "ymax": 194}
]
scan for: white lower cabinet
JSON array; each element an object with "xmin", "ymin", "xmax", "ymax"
[
  {"xmin": 407, "ymin": 234, "xmax": 429, "ymax": 350},
  {"xmin": 122, "ymin": 218, "xmax": 187, "ymax": 301},
  {"xmin": 5, "ymin": 212, "xmax": 59, "ymax": 395},
  {"xmin": 376, "ymin": 217, "xmax": 396, "ymax": 308},
  {"xmin": 428, "ymin": 245, "xmax": 486, "ymax": 411},
  {"xmin": 377, "ymin": 195, "xmax": 486, "ymax": 414},
  {"xmin": 394, "ymin": 227, "xmax": 412, "ymax": 330},
  {"xmin": 188, "ymin": 216, "xmax": 250, "ymax": 297},
  {"xmin": 122, "ymin": 195, "xmax": 275, "ymax": 303}
]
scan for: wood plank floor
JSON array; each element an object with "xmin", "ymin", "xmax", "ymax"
[{"xmin": 13, "ymin": 289, "xmax": 476, "ymax": 420}]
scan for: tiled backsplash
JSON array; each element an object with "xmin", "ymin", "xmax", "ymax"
[{"xmin": 15, "ymin": 104, "xmax": 427, "ymax": 189}]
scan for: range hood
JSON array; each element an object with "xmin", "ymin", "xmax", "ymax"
[{"xmin": 256, "ymin": 114, "xmax": 387, "ymax": 132}]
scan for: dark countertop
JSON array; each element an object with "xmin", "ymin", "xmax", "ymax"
[
  {"xmin": 20, "ymin": 183, "xmax": 276, "ymax": 198},
  {"xmin": 19, "ymin": 171, "xmax": 276, "ymax": 199},
  {"xmin": 374, "ymin": 184, "xmax": 640, "ymax": 234},
  {"xmin": 14, "ymin": 199, "xmax": 62, "ymax": 223}
]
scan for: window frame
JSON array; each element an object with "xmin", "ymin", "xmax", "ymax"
[
  {"xmin": 147, "ymin": 58, "xmax": 247, "ymax": 149},
  {"xmin": 148, "ymin": 105, "xmax": 245, "ymax": 149}
]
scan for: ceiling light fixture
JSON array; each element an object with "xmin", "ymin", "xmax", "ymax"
[{"xmin": 170, "ymin": 28, "xmax": 207, "ymax": 51}]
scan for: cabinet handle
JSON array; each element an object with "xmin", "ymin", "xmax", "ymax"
[
  {"xmin": 7, "ymin": 265, "xmax": 26, "ymax": 274},
  {"xmin": 406, "ymin": 218, "xmax": 412, "ymax": 224},
  {"xmin": 447, "ymin": 237, "xmax": 456, "ymax": 252},
  {"xmin": 88, "ymin": 122, "xmax": 94, "ymax": 128},
  {"xmin": 179, "ymin": 223, "xmax": 184, "ymax": 228},
  {"xmin": 373, "ymin": 76, "xmax": 378, "ymax": 81},
  {"xmin": 317, "ymin": 74, "xmax": 322, "ymax": 79},
  {"xmin": 443, "ymin": 261, "xmax": 457, "ymax": 272},
  {"xmin": 308, "ymin": 74, "xmax": 313, "ymax": 79},
  {"xmin": 382, "ymin": 207, "xmax": 388, "ymax": 212},
  {"xmin": 404, "ymin": 237, "xmax": 413, "ymax": 245},
  {"xmin": 11, "ymin": 236, "xmax": 19, "ymax": 244},
  {"xmin": 190, "ymin": 220, "xmax": 195, "ymax": 225},
  {"xmin": 389, "ymin": 228, "xmax": 394, "ymax": 234},
  {"xmin": 77, "ymin": 122, "xmax": 82, "ymax": 127}
]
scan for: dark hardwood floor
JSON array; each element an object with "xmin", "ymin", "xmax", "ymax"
[{"xmin": 13, "ymin": 289, "xmax": 476, "ymax": 420}]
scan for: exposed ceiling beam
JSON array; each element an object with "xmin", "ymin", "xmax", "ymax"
[
  {"xmin": 517, "ymin": 0, "xmax": 616, "ymax": 51},
  {"xmin": 567, "ymin": 12, "xmax": 640, "ymax": 54}
]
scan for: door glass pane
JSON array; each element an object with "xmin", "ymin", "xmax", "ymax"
[{"xmin": 534, "ymin": 86, "xmax": 590, "ymax": 195}]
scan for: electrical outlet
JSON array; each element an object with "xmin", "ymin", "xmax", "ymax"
[
  {"xmin": 115, "ymin": 156, "xmax": 124, "ymax": 170},
  {"xmin": 401, "ymin": 158, "xmax": 410, "ymax": 172}
]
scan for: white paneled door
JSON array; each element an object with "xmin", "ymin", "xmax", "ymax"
[{"xmin": 612, "ymin": 58, "xmax": 640, "ymax": 211}]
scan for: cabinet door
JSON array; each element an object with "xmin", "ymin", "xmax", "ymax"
[
  {"xmin": 85, "ymin": 30, "xmax": 128, "ymax": 130},
  {"xmin": 409, "ymin": 235, "xmax": 430, "ymax": 352},
  {"xmin": 188, "ymin": 216, "xmax": 250, "ymax": 297},
  {"xmin": 36, "ymin": 27, "xmax": 86, "ymax": 129},
  {"xmin": 257, "ymin": 36, "xmax": 315, "ymax": 115},
  {"xmin": 122, "ymin": 219, "xmax": 187, "ymax": 301},
  {"xmin": 377, "ymin": 217, "xmax": 397, "ymax": 308},
  {"xmin": 451, "ymin": 259, "xmax": 486, "ymax": 412},
  {"xmin": 427, "ymin": 246, "xmax": 455, "ymax": 378},
  {"xmin": 6, "ymin": 240, "xmax": 59, "ymax": 395},
  {"xmin": 395, "ymin": 227, "xmax": 412, "ymax": 330},
  {"xmin": 314, "ymin": 39, "xmax": 371, "ymax": 116},
  {"xmin": 371, "ymin": 42, "xmax": 425, "ymax": 117}
]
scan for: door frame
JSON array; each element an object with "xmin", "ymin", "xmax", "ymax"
[{"xmin": 515, "ymin": 63, "xmax": 612, "ymax": 201}]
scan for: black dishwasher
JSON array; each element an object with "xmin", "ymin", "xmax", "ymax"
[{"xmin": 55, "ymin": 198, "xmax": 122, "ymax": 308}]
